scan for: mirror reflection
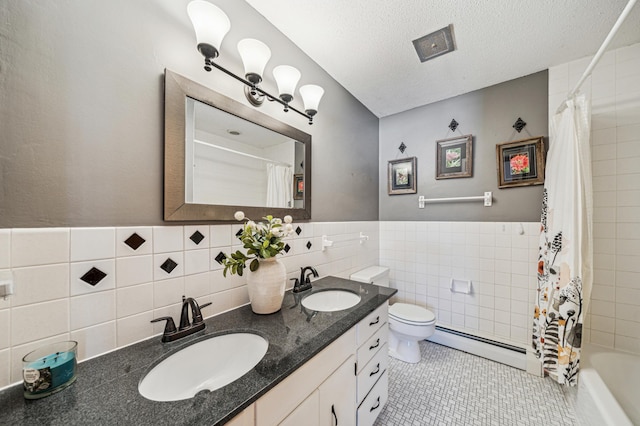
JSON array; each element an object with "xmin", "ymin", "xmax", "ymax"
[{"xmin": 186, "ymin": 98, "xmax": 305, "ymax": 209}]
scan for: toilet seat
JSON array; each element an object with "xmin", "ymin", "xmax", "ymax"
[{"xmin": 389, "ymin": 303, "xmax": 436, "ymax": 326}]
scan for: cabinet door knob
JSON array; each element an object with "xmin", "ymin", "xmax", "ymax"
[
  {"xmin": 369, "ymin": 338, "xmax": 380, "ymax": 350},
  {"xmin": 370, "ymin": 396, "xmax": 381, "ymax": 412},
  {"xmin": 369, "ymin": 363, "xmax": 380, "ymax": 376},
  {"xmin": 331, "ymin": 404, "xmax": 338, "ymax": 426},
  {"xmin": 369, "ymin": 316, "xmax": 380, "ymax": 326}
]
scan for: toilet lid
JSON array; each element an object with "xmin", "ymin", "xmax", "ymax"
[{"xmin": 389, "ymin": 303, "xmax": 436, "ymax": 325}]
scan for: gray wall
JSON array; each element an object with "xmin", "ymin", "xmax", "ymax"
[
  {"xmin": 0, "ymin": 0, "xmax": 379, "ymax": 228},
  {"xmin": 379, "ymin": 71, "xmax": 548, "ymax": 222}
]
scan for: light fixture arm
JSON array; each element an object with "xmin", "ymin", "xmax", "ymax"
[{"xmin": 205, "ymin": 60, "xmax": 315, "ymax": 125}]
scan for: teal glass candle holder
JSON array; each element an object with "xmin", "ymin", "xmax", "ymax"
[{"xmin": 22, "ymin": 341, "xmax": 78, "ymax": 399}]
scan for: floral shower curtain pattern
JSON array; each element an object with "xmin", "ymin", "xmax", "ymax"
[{"xmin": 532, "ymin": 95, "xmax": 593, "ymax": 386}]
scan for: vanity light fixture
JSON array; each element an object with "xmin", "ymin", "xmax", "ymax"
[{"xmin": 186, "ymin": 0, "xmax": 324, "ymax": 124}]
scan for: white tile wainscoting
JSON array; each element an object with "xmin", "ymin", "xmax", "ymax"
[
  {"xmin": 0, "ymin": 222, "xmax": 379, "ymax": 388},
  {"xmin": 380, "ymin": 221, "xmax": 540, "ymax": 350}
]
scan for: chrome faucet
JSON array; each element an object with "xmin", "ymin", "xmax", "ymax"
[
  {"xmin": 151, "ymin": 296, "xmax": 212, "ymax": 343},
  {"xmin": 292, "ymin": 266, "xmax": 318, "ymax": 293}
]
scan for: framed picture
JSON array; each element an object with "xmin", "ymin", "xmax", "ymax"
[
  {"xmin": 388, "ymin": 157, "xmax": 417, "ymax": 195},
  {"xmin": 436, "ymin": 134, "xmax": 473, "ymax": 179},
  {"xmin": 293, "ymin": 174, "xmax": 304, "ymax": 200},
  {"xmin": 496, "ymin": 136, "xmax": 545, "ymax": 188}
]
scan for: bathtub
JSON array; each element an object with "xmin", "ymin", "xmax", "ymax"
[{"xmin": 566, "ymin": 344, "xmax": 639, "ymax": 425}]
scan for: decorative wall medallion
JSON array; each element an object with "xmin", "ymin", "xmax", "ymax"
[
  {"xmin": 449, "ymin": 119, "xmax": 459, "ymax": 132},
  {"xmin": 160, "ymin": 258, "xmax": 178, "ymax": 274},
  {"xmin": 124, "ymin": 233, "xmax": 146, "ymax": 250},
  {"xmin": 398, "ymin": 142, "xmax": 407, "ymax": 153},
  {"xmin": 190, "ymin": 230, "xmax": 205, "ymax": 245},
  {"xmin": 214, "ymin": 252, "xmax": 226, "ymax": 265},
  {"xmin": 80, "ymin": 267, "xmax": 107, "ymax": 286},
  {"xmin": 513, "ymin": 117, "xmax": 527, "ymax": 133}
]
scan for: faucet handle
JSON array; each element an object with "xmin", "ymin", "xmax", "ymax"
[
  {"xmin": 193, "ymin": 301, "xmax": 212, "ymax": 324},
  {"xmin": 151, "ymin": 316, "xmax": 177, "ymax": 334}
]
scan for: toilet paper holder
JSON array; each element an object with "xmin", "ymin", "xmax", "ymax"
[{"xmin": 449, "ymin": 278, "xmax": 471, "ymax": 294}]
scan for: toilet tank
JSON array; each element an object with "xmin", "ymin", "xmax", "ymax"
[{"xmin": 350, "ymin": 266, "xmax": 390, "ymax": 287}]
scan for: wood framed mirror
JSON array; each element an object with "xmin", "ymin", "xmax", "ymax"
[{"xmin": 164, "ymin": 69, "xmax": 312, "ymax": 222}]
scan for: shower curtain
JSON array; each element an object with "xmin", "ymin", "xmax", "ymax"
[
  {"xmin": 532, "ymin": 95, "xmax": 593, "ymax": 386},
  {"xmin": 266, "ymin": 164, "xmax": 292, "ymax": 208}
]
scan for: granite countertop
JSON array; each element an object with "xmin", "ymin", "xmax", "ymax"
[{"xmin": 0, "ymin": 276, "xmax": 396, "ymax": 425}]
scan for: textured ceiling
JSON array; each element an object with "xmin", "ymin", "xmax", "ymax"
[{"xmin": 246, "ymin": 0, "xmax": 640, "ymax": 117}]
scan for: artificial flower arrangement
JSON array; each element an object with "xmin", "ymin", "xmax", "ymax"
[{"xmin": 221, "ymin": 211, "xmax": 294, "ymax": 276}]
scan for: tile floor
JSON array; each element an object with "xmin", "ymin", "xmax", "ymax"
[{"xmin": 374, "ymin": 341, "xmax": 578, "ymax": 426}]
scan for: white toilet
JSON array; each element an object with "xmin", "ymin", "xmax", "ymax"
[{"xmin": 350, "ymin": 266, "xmax": 436, "ymax": 363}]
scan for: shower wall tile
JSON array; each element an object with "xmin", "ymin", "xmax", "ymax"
[{"xmin": 554, "ymin": 42, "xmax": 640, "ymax": 355}]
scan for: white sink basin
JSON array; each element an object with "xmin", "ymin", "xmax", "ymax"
[
  {"xmin": 139, "ymin": 333, "xmax": 268, "ymax": 402},
  {"xmin": 301, "ymin": 289, "xmax": 361, "ymax": 312}
]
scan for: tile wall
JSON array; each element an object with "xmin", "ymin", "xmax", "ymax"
[
  {"xmin": 380, "ymin": 221, "xmax": 540, "ymax": 349},
  {"xmin": 548, "ymin": 42, "xmax": 640, "ymax": 355},
  {"xmin": 0, "ymin": 222, "xmax": 379, "ymax": 388}
]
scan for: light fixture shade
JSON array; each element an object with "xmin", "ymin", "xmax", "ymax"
[
  {"xmin": 273, "ymin": 65, "xmax": 301, "ymax": 103},
  {"xmin": 299, "ymin": 84, "xmax": 324, "ymax": 115},
  {"xmin": 187, "ymin": 1, "xmax": 231, "ymax": 58},
  {"xmin": 237, "ymin": 39, "xmax": 271, "ymax": 84}
]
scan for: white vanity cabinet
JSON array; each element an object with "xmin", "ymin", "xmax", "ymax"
[
  {"xmin": 355, "ymin": 303, "xmax": 389, "ymax": 426},
  {"xmin": 233, "ymin": 302, "xmax": 390, "ymax": 426},
  {"xmin": 255, "ymin": 327, "xmax": 356, "ymax": 426}
]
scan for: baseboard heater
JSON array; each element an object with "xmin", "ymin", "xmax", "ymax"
[{"xmin": 427, "ymin": 326, "xmax": 527, "ymax": 370}]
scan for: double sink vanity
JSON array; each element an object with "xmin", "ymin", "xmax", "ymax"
[{"xmin": 0, "ymin": 276, "xmax": 395, "ymax": 425}]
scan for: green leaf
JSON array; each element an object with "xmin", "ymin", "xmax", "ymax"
[{"xmin": 250, "ymin": 259, "xmax": 259, "ymax": 272}]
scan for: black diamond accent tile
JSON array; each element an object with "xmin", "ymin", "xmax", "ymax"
[
  {"xmin": 80, "ymin": 267, "xmax": 107, "ymax": 286},
  {"xmin": 124, "ymin": 233, "xmax": 146, "ymax": 250},
  {"xmin": 513, "ymin": 117, "xmax": 527, "ymax": 133},
  {"xmin": 190, "ymin": 230, "xmax": 205, "ymax": 245},
  {"xmin": 160, "ymin": 258, "xmax": 178, "ymax": 274},
  {"xmin": 449, "ymin": 118, "xmax": 459, "ymax": 132},
  {"xmin": 398, "ymin": 142, "xmax": 406, "ymax": 153},
  {"xmin": 306, "ymin": 241, "xmax": 312, "ymax": 250},
  {"xmin": 295, "ymin": 226, "xmax": 302, "ymax": 235},
  {"xmin": 214, "ymin": 251, "xmax": 226, "ymax": 265},
  {"xmin": 284, "ymin": 244, "xmax": 291, "ymax": 253},
  {"xmin": 235, "ymin": 228, "xmax": 243, "ymax": 237}
]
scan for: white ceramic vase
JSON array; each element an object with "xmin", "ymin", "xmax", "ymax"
[{"xmin": 246, "ymin": 257, "xmax": 286, "ymax": 314}]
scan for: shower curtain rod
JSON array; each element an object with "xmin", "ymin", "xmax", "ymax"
[
  {"xmin": 194, "ymin": 139, "xmax": 292, "ymax": 167},
  {"xmin": 556, "ymin": 0, "xmax": 638, "ymax": 114}
]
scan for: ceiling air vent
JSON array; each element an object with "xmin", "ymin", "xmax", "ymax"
[{"xmin": 412, "ymin": 24, "xmax": 456, "ymax": 63}]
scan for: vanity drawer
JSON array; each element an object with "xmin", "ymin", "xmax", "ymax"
[
  {"xmin": 356, "ymin": 324, "xmax": 388, "ymax": 373},
  {"xmin": 357, "ymin": 370, "xmax": 388, "ymax": 426},
  {"xmin": 357, "ymin": 303, "xmax": 388, "ymax": 346},
  {"xmin": 357, "ymin": 343, "xmax": 388, "ymax": 405}
]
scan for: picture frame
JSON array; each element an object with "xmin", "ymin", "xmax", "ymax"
[
  {"xmin": 436, "ymin": 134, "xmax": 473, "ymax": 179},
  {"xmin": 496, "ymin": 136, "xmax": 545, "ymax": 188},
  {"xmin": 388, "ymin": 157, "xmax": 417, "ymax": 195},
  {"xmin": 293, "ymin": 174, "xmax": 304, "ymax": 200}
]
